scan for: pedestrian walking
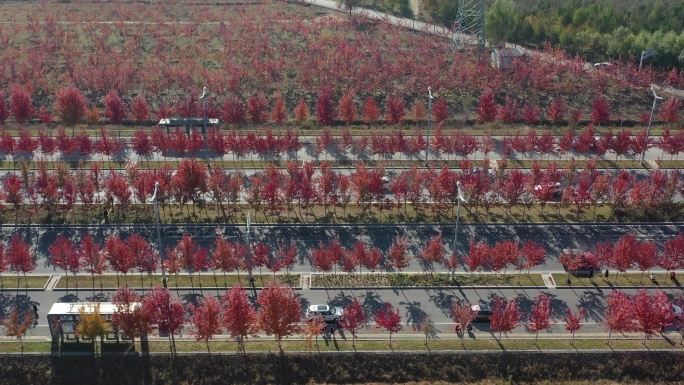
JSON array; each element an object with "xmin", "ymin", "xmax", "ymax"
[
  {"xmin": 671, "ymin": 271, "xmax": 677, "ymax": 281},
  {"xmin": 32, "ymin": 304, "xmax": 38, "ymax": 317},
  {"xmin": 604, "ymin": 269, "xmax": 609, "ymax": 279},
  {"xmin": 589, "ymin": 269, "xmax": 594, "ymax": 282}
]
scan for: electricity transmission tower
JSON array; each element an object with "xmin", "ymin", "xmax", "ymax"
[{"xmin": 452, "ymin": 0, "xmax": 485, "ymax": 53}]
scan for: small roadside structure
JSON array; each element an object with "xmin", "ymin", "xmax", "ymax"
[
  {"xmin": 158, "ymin": 117, "xmax": 219, "ymax": 137},
  {"xmin": 491, "ymin": 47, "xmax": 522, "ymax": 69}
]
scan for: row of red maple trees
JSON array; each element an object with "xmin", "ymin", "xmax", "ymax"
[
  {"xmin": 0, "ymin": 85, "xmax": 681, "ymax": 127},
  {"xmin": 3, "ymin": 159, "xmax": 681, "ymax": 222},
  {"xmin": 17, "ymin": 285, "xmax": 680, "ymax": 353},
  {"xmin": 1, "ymin": 126, "xmax": 683, "ymax": 161},
  {"xmin": 1, "ymin": 231, "xmax": 683, "ymax": 281}
]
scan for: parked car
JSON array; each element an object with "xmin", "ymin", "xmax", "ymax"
[
  {"xmin": 471, "ymin": 304, "xmax": 492, "ymax": 322},
  {"xmin": 306, "ymin": 304, "xmax": 344, "ymax": 322},
  {"xmin": 534, "ymin": 182, "xmax": 562, "ymax": 197}
]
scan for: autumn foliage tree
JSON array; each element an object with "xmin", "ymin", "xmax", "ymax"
[
  {"xmin": 143, "ymin": 286, "xmax": 185, "ymax": 352},
  {"xmin": 7, "ymin": 235, "xmax": 36, "ymax": 283},
  {"xmin": 547, "ymin": 96, "xmax": 567, "ymax": 125},
  {"xmin": 385, "ymin": 95, "xmax": 406, "ymax": 125},
  {"xmin": 340, "ymin": 298, "xmax": 366, "ymax": 348},
  {"xmin": 256, "ymin": 283, "xmax": 301, "ymax": 351},
  {"xmin": 293, "ymin": 98, "xmax": 310, "ymax": 123},
  {"xmin": 54, "ymin": 86, "xmax": 87, "ymax": 126},
  {"xmin": 190, "ymin": 295, "xmax": 223, "ymax": 352},
  {"xmin": 591, "ymin": 94, "xmax": 611, "ymax": 125},
  {"xmin": 104, "ymin": 89, "xmax": 127, "ymax": 124},
  {"xmin": 631, "ymin": 289, "xmax": 674, "ymax": 342},
  {"xmin": 111, "ymin": 286, "xmax": 150, "ymax": 345},
  {"xmin": 604, "ymin": 290, "xmax": 634, "ymax": 344},
  {"xmin": 270, "ymin": 92, "xmax": 288, "ymax": 124},
  {"xmin": 476, "ymin": 89, "xmax": 497, "ymax": 122},
  {"xmin": 222, "ymin": 284, "xmax": 258, "ymax": 353},
  {"xmin": 490, "ymin": 295, "xmax": 521, "ymax": 339},
  {"xmin": 528, "ymin": 293, "xmax": 554, "ymax": 342},
  {"xmin": 658, "ymin": 97, "xmax": 681, "ymax": 125},
  {"xmin": 129, "ymin": 96, "xmax": 150, "ymax": 123},
  {"xmin": 338, "ymin": 92, "xmax": 357, "ymax": 125},
  {"xmin": 375, "ymin": 302, "xmax": 403, "ymax": 347},
  {"xmin": 316, "ymin": 88, "xmax": 335, "ymax": 126},
  {"xmin": 563, "ymin": 307, "xmax": 584, "ymax": 344},
  {"xmin": 432, "ymin": 98, "xmax": 449, "ymax": 123},
  {"xmin": 451, "ymin": 301, "xmax": 478, "ymax": 346},
  {"xmin": 10, "ymin": 86, "xmax": 35, "ymax": 124},
  {"xmin": 4, "ymin": 305, "xmax": 34, "ymax": 352},
  {"xmin": 362, "ymin": 97, "xmax": 381, "ymax": 125}
]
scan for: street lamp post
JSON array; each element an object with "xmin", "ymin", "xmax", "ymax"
[
  {"xmin": 640, "ymin": 87, "xmax": 664, "ymax": 166},
  {"xmin": 246, "ymin": 212, "xmax": 254, "ymax": 284},
  {"xmin": 425, "ymin": 87, "xmax": 434, "ymax": 168},
  {"xmin": 149, "ymin": 181, "xmax": 175, "ymax": 353},
  {"xmin": 150, "ymin": 181, "xmax": 167, "ymax": 289},
  {"xmin": 451, "ymin": 181, "xmax": 465, "ymax": 281},
  {"xmin": 200, "ymin": 87, "xmax": 209, "ymax": 165}
]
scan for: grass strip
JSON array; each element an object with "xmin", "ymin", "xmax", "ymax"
[
  {"xmin": 499, "ymin": 158, "xmax": 662, "ymax": 169},
  {"xmin": 310, "ymin": 273, "xmax": 546, "ymax": 288},
  {"xmin": 53, "ymin": 273, "xmax": 300, "ymax": 289},
  {"xmin": 0, "ymin": 275, "xmax": 51, "ymax": 290},
  {"xmin": 552, "ymin": 272, "xmax": 683, "ymax": 288},
  {"xmin": 4, "ymin": 336, "xmax": 684, "ymax": 354},
  {"xmin": 6, "ymin": 201, "xmax": 624, "ymax": 225}
]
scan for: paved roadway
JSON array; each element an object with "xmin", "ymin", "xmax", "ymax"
[
  {"xmin": 5, "ymin": 222, "xmax": 683, "ymax": 275},
  {"xmin": 5, "ymin": 285, "xmax": 683, "ymax": 341}
]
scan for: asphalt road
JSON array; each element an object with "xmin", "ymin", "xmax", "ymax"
[
  {"xmin": 8, "ymin": 222, "xmax": 683, "ymax": 275},
  {"xmin": 7, "ymin": 285, "xmax": 683, "ymax": 340}
]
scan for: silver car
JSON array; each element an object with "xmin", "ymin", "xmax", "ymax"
[{"xmin": 306, "ymin": 304, "xmax": 344, "ymax": 322}]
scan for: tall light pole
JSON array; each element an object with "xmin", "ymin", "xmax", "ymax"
[
  {"xmin": 149, "ymin": 181, "xmax": 174, "ymax": 353},
  {"xmin": 246, "ymin": 212, "xmax": 254, "ymax": 284},
  {"xmin": 149, "ymin": 181, "xmax": 167, "ymax": 288},
  {"xmin": 640, "ymin": 87, "xmax": 663, "ymax": 166},
  {"xmin": 451, "ymin": 181, "xmax": 465, "ymax": 281},
  {"xmin": 200, "ymin": 87, "xmax": 209, "ymax": 165},
  {"xmin": 425, "ymin": 87, "xmax": 434, "ymax": 168}
]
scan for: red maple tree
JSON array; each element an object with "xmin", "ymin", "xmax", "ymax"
[
  {"xmin": 591, "ymin": 94, "xmax": 611, "ymax": 125},
  {"xmin": 631, "ymin": 289, "xmax": 674, "ymax": 342},
  {"xmin": 54, "ymin": 86, "xmax": 87, "ymax": 126},
  {"xmin": 104, "ymin": 234, "xmax": 134, "ymax": 282},
  {"xmin": 338, "ymin": 92, "xmax": 357, "ymax": 125},
  {"xmin": 10, "ymin": 86, "xmax": 35, "ymax": 124},
  {"xmin": 451, "ymin": 301, "xmax": 477, "ymax": 345},
  {"xmin": 476, "ymin": 89, "xmax": 497, "ymax": 122},
  {"xmin": 190, "ymin": 295, "xmax": 223, "ymax": 352},
  {"xmin": 256, "ymin": 283, "xmax": 301, "ymax": 351},
  {"xmin": 80, "ymin": 234, "xmax": 106, "ymax": 288},
  {"xmin": 104, "ymin": 89, "xmax": 127, "ymax": 124},
  {"xmin": 563, "ymin": 307, "xmax": 584, "ymax": 344},
  {"xmin": 129, "ymin": 96, "xmax": 150, "ymax": 123},
  {"xmin": 490, "ymin": 295, "xmax": 521, "ymax": 339},
  {"xmin": 143, "ymin": 286, "xmax": 185, "ymax": 351},
  {"xmin": 604, "ymin": 290, "xmax": 634, "ymax": 344},
  {"xmin": 112, "ymin": 286, "xmax": 150, "ymax": 345},
  {"xmin": 528, "ymin": 293, "xmax": 555, "ymax": 342},
  {"xmin": 7, "ymin": 235, "xmax": 36, "ymax": 283},
  {"xmin": 340, "ymin": 298, "xmax": 366, "ymax": 348},
  {"xmin": 293, "ymin": 98, "xmax": 310, "ymax": 123},
  {"xmin": 387, "ymin": 235, "xmax": 411, "ymax": 272},
  {"xmin": 375, "ymin": 302, "xmax": 403, "ymax": 347},
  {"xmin": 362, "ymin": 97, "xmax": 381, "ymax": 125},
  {"xmin": 419, "ymin": 233, "xmax": 446, "ymax": 273},
  {"xmin": 221, "ymin": 284, "xmax": 258, "ymax": 353}
]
